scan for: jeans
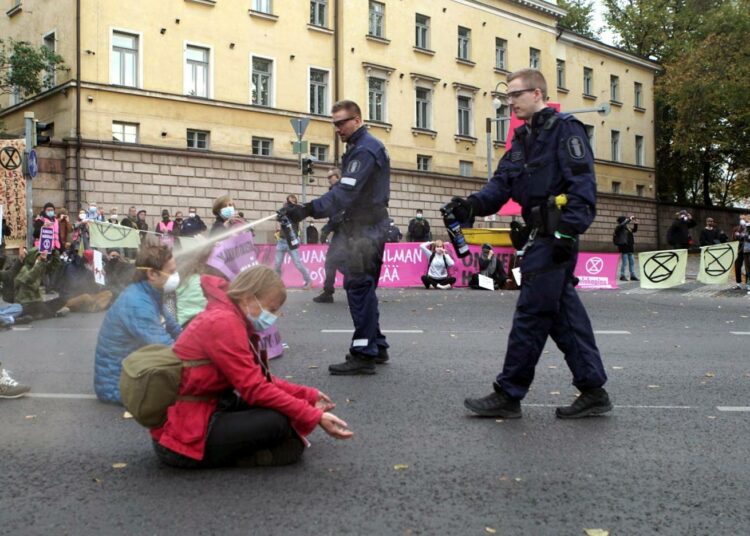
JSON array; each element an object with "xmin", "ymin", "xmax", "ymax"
[
  {"xmin": 274, "ymin": 240, "xmax": 311, "ymax": 283},
  {"xmin": 619, "ymin": 253, "xmax": 636, "ymax": 277}
]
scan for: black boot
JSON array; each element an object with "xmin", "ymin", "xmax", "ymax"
[
  {"xmin": 313, "ymin": 291, "xmax": 334, "ymax": 303},
  {"xmin": 555, "ymin": 387, "xmax": 613, "ymax": 419},
  {"xmin": 464, "ymin": 383, "xmax": 522, "ymax": 418},
  {"xmin": 329, "ymin": 352, "xmax": 376, "ymax": 375},
  {"xmin": 346, "ymin": 345, "xmax": 389, "ymax": 364}
]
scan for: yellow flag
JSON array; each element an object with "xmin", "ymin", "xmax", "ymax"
[
  {"xmin": 88, "ymin": 220, "xmax": 141, "ymax": 249},
  {"xmin": 638, "ymin": 249, "xmax": 688, "ymax": 289},
  {"xmin": 698, "ymin": 241, "xmax": 738, "ymax": 284}
]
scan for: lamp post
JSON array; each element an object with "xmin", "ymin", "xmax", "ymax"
[{"xmin": 486, "ymin": 82, "xmax": 510, "ymax": 181}]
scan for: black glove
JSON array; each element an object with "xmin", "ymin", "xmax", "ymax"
[
  {"xmin": 280, "ymin": 203, "xmax": 313, "ymax": 224},
  {"xmin": 443, "ymin": 197, "xmax": 476, "ymax": 224},
  {"xmin": 552, "ymin": 232, "xmax": 576, "ymax": 264}
]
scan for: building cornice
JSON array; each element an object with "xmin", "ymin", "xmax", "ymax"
[
  {"xmin": 558, "ymin": 30, "xmax": 663, "ymax": 73},
  {"xmin": 450, "ymin": 0, "xmax": 561, "ymax": 34}
]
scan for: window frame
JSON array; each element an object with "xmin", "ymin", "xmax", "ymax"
[
  {"xmin": 556, "ymin": 59, "xmax": 566, "ymax": 89},
  {"xmin": 457, "ymin": 26, "xmax": 471, "ymax": 61},
  {"xmin": 634, "ymin": 82, "xmax": 643, "ymax": 108},
  {"xmin": 415, "ymin": 13, "xmax": 430, "ymax": 50},
  {"xmin": 310, "ymin": 144, "xmax": 329, "ymax": 162},
  {"xmin": 459, "ymin": 160, "xmax": 473, "ymax": 177},
  {"xmin": 610, "ymin": 75, "xmax": 620, "ymax": 102},
  {"xmin": 253, "ymin": 0, "xmax": 272, "ymax": 14},
  {"xmin": 415, "ymin": 85, "xmax": 432, "ymax": 130},
  {"xmin": 310, "ymin": 0, "xmax": 327, "ymax": 27},
  {"xmin": 367, "ymin": 75, "xmax": 387, "ymax": 123},
  {"xmin": 635, "ymin": 135, "xmax": 644, "ymax": 166},
  {"xmin": 368, "ymin": 1, "xmax": 385, "ymax": 38},
  {"xmin": 495, "ymin": 104, "xmax": 510, "ymax": 143},
  {"xmin": 529, "ymin": 47, "xmax": 541, "ymax": 69},
  {"xmin": 584, "ymin": 124, "xmax": 595, "ymax": 156},
  {"xmin": 611, "ymin": 130, "xmax": 620, "ymax": 162},
  {"xmin": 110, "ymin": 28, "xmax": 143, "ymax": 88},
  {"xmin": 611, "ymin": 181, "xmax": 621, "ymax": 194},
  {"xmin": 583, "ymin": 67, "xmax": 593, "ymax": 96},
  {"xmin": 495, "ymin": 37, "xmax": 507, "ymax": 71},
  {"xmin": 457, "ymin": 94, "xmax": 473, "ymax": 137},
  {"xmin": 308, "ymin": 66, "xmax": 330, "ymax": 116},
  {"xmin": 183, "ymin": 42, "xmax": 213, "ymax": 98},
  {"xmin": 42, "ymin": 30, "xmax": 57, "ymax": 89},
  {"xmin": 187, "ymin": 129, "xmax": 210, "ymax": 150},
  {"xmin": 112, "ymin": 121, "xmax": 139, "ymax": 144},
  {"xmin": 417, "ymin": 155, "xmax": 432, "ymax": 172},
  {"xmin": 251, "ymin": 54, "xmax": 276, "ymax": 107},
  {"xmin": 251, "ymin": 136, "xmax": 273, "ymax": 157}
]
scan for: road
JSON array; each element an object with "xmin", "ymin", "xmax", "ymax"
[{"xmin": 2, "ymin": 283, "xmax": 749, "ymax": 535}]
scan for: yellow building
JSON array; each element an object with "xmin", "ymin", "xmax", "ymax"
[{"xmin": 1, "ymin": 0, "xmax": 661, "ymax": 247}]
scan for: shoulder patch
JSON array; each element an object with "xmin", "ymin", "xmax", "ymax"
[
  {"xmin": 347, "ymin": 159, "xmax": 361, "ymax": 174},
  {"xmin": 510, "ymin": 150, "xmax": 523, "ymax": 162},
  {"xmin": 566, "ymin": 136, "xmax": 586, "ymax": 160}
]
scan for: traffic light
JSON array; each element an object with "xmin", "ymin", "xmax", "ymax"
[
  {"xmin": 302, "ymin": 158, "xmax": 314, "ymax": 176},
  {"xmin": 34, "ymin": 121, "xmax": 53, "ymax": 146}
]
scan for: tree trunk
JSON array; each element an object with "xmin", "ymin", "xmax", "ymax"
[{"xmin": 702, "ymin": 155, "xmax": 713, "ymax": 207}]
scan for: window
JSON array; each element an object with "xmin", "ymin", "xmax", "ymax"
[
  {"xmin": 309, "ymin": 68, "xmax": 328, "ymax": 115},
  {"xmin": 415, "ymin": 87, "xmax": 432, "ymax": 130},
  {"xmin": 495, "ymin": 105, "xmax": 509, "ymax": 143},
  {"xmin": 636, "ymin": 185, "xmax": 645, "ymax": 197},
  {"xmin": 584, "ymin": 124, "xmax": 595, "ymax": 155},
  {"xmin": 611, "ymin": 130, "xmax": 620, "ymax": 162},
  {"xmin": 9, "ymin": 85, "xmax": 21, "ymax": 106},
  {"xmin": 556, "ymin": 59, "xmax": 566, "ymax": 88},
  {"xmin": 112, "ymin": 122, "xmax": 138, "ymax": 143},
  {"xmin": 310, "ymin": 0, "xmax": 327, "ymax": 26},
  {"xmin": 457, "ymin": 96, "xmax": 472, "ymax": 136},
  {"xmin": 529, "ymin": 48, "xmax": 540, "ymax": 69},
  {"xmin": 43, "ymin": 32, "xmax": 56, "ymax": 89},
  {"xmin": 415, "ymin": 14, "xmax": 430, "ymax": 49},
  {"xmin": 368, "ymin": 1, "xmax": 385, "ymax": 38},
  {"xmin": 495, "ymin": 38, "xmax": 507, "ymax": 70},
  {"xmin": 111, "ymin": 31, "xmax": 139, "ymax": 87},
  {"xmin": 310, "ymin": 144, "xmax": 329, "ymax": 162},
  {"xmin": 252, "ymin": 137, "xmax": 273, "ymax": 156},
  {"xmin": 634, "ymin": 82, "xmax": 643, "ymax": 108},
  {"xmin": 253, "ymin": 0, "xmax": 272, "ymax": 14},
  {"xmin": 417, "ymin": 155, "xmax": 432, "ymax": 172},
  {"xmin": 252, "ymin": 57, "xmax": 273, "ymax": 106},
  {"xmin": 368, "ymin": 77, "xmax": 386, "ymax": 122},
  {"xmin": 610, "ymin": 75, "xmax": 620, "ymax": 102},
  {"xmin": 187, "ymin": 129, "xmax": 209, "ymax": 150},
  {"xmin": 457, "ymin": 27, "xmax": 471, "ymax": 60},
  {"xmin": 611, "ymin": 181, "xmax": 621, "ymax": 194},
  {"xmin": 635, "ymin": 135, "xmax": 644, "ymax": 166},
  {"xmin": 459, "ymin": 160, "xmax": 473, "ymax": 177},
  {"xmin": 583, "ymin": 67, "xmax": 593, "ymax": 96},
  {"xmin": 185, "ymin": 45, "xmax": 209, "ymax": 98}
]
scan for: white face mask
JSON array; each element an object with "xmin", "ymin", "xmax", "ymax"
[
  {"xmin": 79, "ymin": 213, "xmax": 86, "ymax": 221},
  {"xmin": 111, "ymin": 214, "xmax": 118, "ymax": 220},
  {"xmin": 162, "ymin": 272, "xmax": 180, "ymax": 293},
  {"xmin": 188, "ymin": 212, "xmax": 196, "ymax": 218}
]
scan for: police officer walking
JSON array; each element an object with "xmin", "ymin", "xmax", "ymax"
[
  {"xmin": 444, "ymin": 69, "xmax": 611, "ymax": 419},
  {"xmin": 281, "ymin": 100, "xmax": 390, "ymax": 375},
  {"xmin": 313, "ymin": 168, "xmax": 347, "ymax": 304}
]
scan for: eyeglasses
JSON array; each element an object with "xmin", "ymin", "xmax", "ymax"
[
  {"xmin": 332, "ymin": 116, "xmax": 357, "ymax": 128},
  {"xmin": 506, "ymin": 88, "xmax": 537, "ymax": 100}
]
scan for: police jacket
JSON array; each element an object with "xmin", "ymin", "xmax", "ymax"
[
  {"xmin": 470, "ymin": 107, "xmax": 596, "ymax": 238},
  {"xmin": 310, "ymin": 126, "xmax": 390, "ymax": 223}
]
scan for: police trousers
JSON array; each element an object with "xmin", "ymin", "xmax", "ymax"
[
  {"xmin": 323, "ymin": 232, "xmax": 348, "ymax": 294},
  {"xmin": 496, "ymin": 237, "xmax": 607, "ymax": 399}
]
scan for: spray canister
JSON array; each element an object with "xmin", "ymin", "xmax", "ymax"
[
  {"xmin": 277, "ymin": 213, "xmax": 300, "ymax": 250},
  {"xmin": 440, "ymin": 206, "xmax": 471, "ymax": 258}
]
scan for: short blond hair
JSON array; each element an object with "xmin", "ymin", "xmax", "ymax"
[
  {"xmin": 507, "ymin": 68, "xmax": 548, "ymax": 100},
  {"xmin": 227, "ymin": 265, "xmax": 287, "ymax": 304},
  {"xmin": 212, "ymin": 194, "xmax": 233, "ymax": 216}
]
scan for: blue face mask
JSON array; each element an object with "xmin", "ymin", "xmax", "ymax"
[
  {"xmin": 46, "ymin": 210, "xmax": 55, "ymax": 218},
  {"xmin": 247, "ymin": 297, "xmax": 277, "ymax": 331},
  {"xmin": 220, "ymin": 206, "xmax": 235, "ymax": 220}
]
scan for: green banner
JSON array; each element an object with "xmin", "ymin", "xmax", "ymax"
[
  {"xmin": 89, "ymin": 220, "xmax": 141, "ymax": 249},
  {"xmin": 697, "ymin": 241, "xmax": 738, "ymax": 284},
  {"xmin": 638, "ymin": 249, "xmax": 688, "ymax": 289}
]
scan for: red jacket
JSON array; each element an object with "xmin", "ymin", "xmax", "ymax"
[{"xmin": 151, "ymin": 274, "xmax": 322, "ymax": 460}]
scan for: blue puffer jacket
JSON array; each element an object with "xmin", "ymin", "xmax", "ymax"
[{"xmin": 94, "ymin": 280, "xmax": 181, "ymax": 403}]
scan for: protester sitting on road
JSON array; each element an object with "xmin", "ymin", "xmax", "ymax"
[
  {"xmin": 180, "ymin": 206, "xmax": 208, "ymax": 237},
  {"xmin": 469, "ymin": 244, "xmax": 507, "ymax": 290},
  {"xmin": 420, "ymin": 240, "xmax": 456, "ymax": 289},
  {"xmin": 733, "ymin": 215, "xmax": 750, "ymax": 290},
  {"xmin": 94, "ymin": 242, "xmax": 182, "ymax": 404},
  {"xmin": 1, "ymin": 246, "xmax": 24, "ymax": 303},
  {"xmin": 210, "ymin": 195, "xmax": 245, "ymax": 237},
  {"xmin": 59, "ymin": 250, "xmax": 113, "ymax": 313},
  {"xmin": 33, "ymin": 202, "xmax": 62, "ymax": 253},
  {"xmin": 666, "ymin": 210, "xmax": 696, "ymax": 249},
  {"xmin": 407, "ymin": 209, "xmax": 431, "ymax": 242},
  {"xmin": 13, "ymin": 248, "xmax": 69, "ymax": 320},
  {"xmin": 151, "ymin": 265, "xmax": 352, "ymax": 468},
  {"xmin": 104, "ymin": 250, "xmax": 135, "ymax": 297},
  {"xmin": 699, "ymin": 217, "xmax": 726, "ymax": 246},
  {"xmin": 0, "ymin": 363, "xmax": 30, "ymax": 399},
  {"xmin": 614, "ymin": 215, "xmax": 639, "ymax": 282}
]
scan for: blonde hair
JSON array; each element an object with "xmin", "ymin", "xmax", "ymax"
[
  {"xmin": 212, "ymin": 194, "xmax": 233, "ymax": 216},
  {"xmin": 507, "ymin": 68, "xmax": 548, "ymax": 99},
  {"xmin": 434, "ymin": 240, "xmax": 445, "ymax": 248},
  {"xmin": 227, "ymin": 265, "xmax": 287, "ymax": 304}
]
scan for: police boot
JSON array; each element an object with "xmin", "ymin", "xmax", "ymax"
[
  {"xmin": 555, "ymin": 387, "xmax": 613, "ymax": 419},
  {"xmin": 346, "ymin": 345, "xmax": 389, "ymax": 364},
  {"xmin": 464, "ymin": 383, "xmax": 521, "ymax": 419},
  {"xmin": 313, "ymin": 291, "xmax": 334, "ymax": 303},
  {"xmin": 329, "ymin": 352, "xmax": 376, "ymax": 375}
]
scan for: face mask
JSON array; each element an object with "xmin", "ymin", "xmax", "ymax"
[
  {"xmin": 79, "ymin": 213, "xmax": 86, "ymax": 221},
  {"xmin": 111, "ymin": 214, "xmax": 118, "ymax": 220},
  {"xmin": 220, "ymin": 206, "xmax": 235, "ymax": 219},
  {"xmin": 416, "ymin": 214, "xmax": 423, "ymax": 220},
  {"xmin": 247, "ymin": 296, "xmax": 278, "ymax": 331},
  {"xmin": 88, "ymin": 206, "xmax": 97, "ymax": 215},
  {"xmin": 188, "ymin": 212, "xmax": 196, "ymax": 218},
  {"xmin": 46, "ymin": 210, "xmax": 55, "ymax": 218},
  {"xmin": 162, "ymin": 272, "xmax": 180, "ymax": 294},
  {"xmin": 741, "ymin": 220, "xmax": 747, "ymax": 227}
]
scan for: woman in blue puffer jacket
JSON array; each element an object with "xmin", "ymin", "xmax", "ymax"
[{"xmin": 94, "ymin": 242, "xmax": 182, "ymax": 403}]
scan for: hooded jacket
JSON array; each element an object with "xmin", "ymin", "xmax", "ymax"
[
  {"xmin": 13, "ymin": 249, "xmax": 46, "ymax": 304},
  {"xmin": 151, "ymin": 274, "xmax": 322, "ymax": 461}
]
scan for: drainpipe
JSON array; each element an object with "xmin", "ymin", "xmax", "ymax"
[
  {"xmin": 75, "ymin": 0, "xmax": 82, "ymax": 211},
  {"xmin": 333, "ymin": 0, "xmax": 340, "ymax": 163}
]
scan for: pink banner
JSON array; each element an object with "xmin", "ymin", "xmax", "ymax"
[{"xmin": 574, "ymin": 252, "xmax": 620, "ymax": 290}]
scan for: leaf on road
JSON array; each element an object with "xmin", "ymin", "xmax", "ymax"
[
  {"xmin": 707, "ymin": 415, "xmax": 716, "ymax": 419},
  {"xmin": 583, "ymin": 530, "xmax": 609, "ymax": 536},
  {"xmin": 550, "ymin": 391, "xmax": 560, "ymax": 395},
  {"xmin": 647, "ymin": 385, "xmax": 660, "ymax": 389},
  {"xmin": 612, "ymin": 366, "xmax": 624, "ymax": 370},
  {"xmin": 25, "ymin": 415, "xmax": 36, "ymax": 420},
  {"xmin": 92, "ymin": 477, "xmax": 102, "ymax": 484},
  {"xmin": 548, "ymin": 365, "xmax": 558, "ymax": 369},
  {"xmin": 111, "ymin": 463, "xmax": 127, "ymax": 469},
  {"xmin": 284, "ymin": 375, "xmax": 293, "ymax": 379},
  {"xmin": 122, "ymin": 411, "xmax": 133, "ymax": 419},
  {"xmin": 495, "ymin": 419, "xmax": 504, "ymax": 423},
  {"xmin": 485, "ymin": 528, "xmax": 497, "ymax": 534},
  {"xmin": 308, "ymin": 365, "xmax": 319, "ymax": 369},
  {"xmin": 514, "ymin": 477, "xmax": 522, "ymax": 482},
  {"xmin": 450, "ymin": 334, "xmax": 456, "ymax": 338},
  {"xmin": 393, "ymin": 464, "xmax": 409, "ymax": 471},
  {"xmin": 704, "ymin": 372, "xmax": 716, "ymax": 378}
]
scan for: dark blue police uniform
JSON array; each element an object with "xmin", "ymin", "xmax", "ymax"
[
  {"xmin": 310, "ymin": 126, "xmax": 390, "ymax": 359},
  {"xmin": 468, "ymin": 107, "xmax": 607, "ymax": 400},
  {"xmin": 319, "ymin": 212, "xmax": 347, "ymax": 295}
]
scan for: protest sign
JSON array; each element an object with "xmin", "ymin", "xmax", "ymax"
[
  {"xmin": 697, "ymin": 241, "xmax": 738, "ymax": 284},
  {"xmin": 89, "ymin": 220, "xmax": 141, "ymax": 249},
  {"xmin": 638, "ymin": 249, "xmax": 688, "ymax": 289}
]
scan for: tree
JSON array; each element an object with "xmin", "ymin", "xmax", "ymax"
[
  {"xmin": 558, "ymin": 0, "xmax": 598, "ymax": 39},
  {"xmin": 0, "ymin": 38, "xmax": 65, "ymax": 100}
]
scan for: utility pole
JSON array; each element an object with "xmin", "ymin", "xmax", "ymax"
[{"xmin": 23, "ymin": 112, "xmax": 34, "ymax": 249}]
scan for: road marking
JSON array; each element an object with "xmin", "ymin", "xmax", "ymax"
[
  {"xmin": 321, "ymin": 329, "xmax": 424, "ymax": 334},
  {"xmin": 730, "ymin": 332, "xmax": 750, "ymax": 335},
  {"xmin": 716, "ymin": 406, "xmax": 750, "ymax": 412},
  {"xmin": 594, "ymin": 330, "xmax": 631, "ymax": 335},
  {"xmin": 26, "ymin": 393, "xmax": 97, "ymax": 400}
]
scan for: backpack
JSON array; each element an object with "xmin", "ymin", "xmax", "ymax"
[{"xmin": 119, "ymin": 344, "xmax": 212, "ymax": 428}]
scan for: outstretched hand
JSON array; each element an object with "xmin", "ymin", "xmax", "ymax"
[
  {"xmin": 319, "ymin": 413, "xmax": 353, "ymax": 440},
  {"xmin": 315, "ymin": 391, "xmax": 336, "ymax": 412}
]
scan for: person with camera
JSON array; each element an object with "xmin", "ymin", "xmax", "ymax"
[
  {"xmin": 666, "ymin": 210, "xmax": 697, "ymax": 249},
  {"xmin": 420, "ymin": 240, "xmax": 456, "ymax": 289},
  {"xmin": 614, "ymin": 215, "xmax": 639, "ymax": 282}
]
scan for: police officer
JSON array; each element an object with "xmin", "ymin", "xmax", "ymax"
[
  {"xmin": 445, "ymin": 69, "xmax": 611, "ymax": 419},
  {"xmin": 281, "ymin": 100, "xmax": 390, "ymax": 375},
  {"xmin": 313, "ymin": 168, "xmax": 347, "ymax": 304}
]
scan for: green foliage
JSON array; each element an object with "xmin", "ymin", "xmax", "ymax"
[
  {"xmin": 0, "ymin": 38, "xmax": 66, "ymax": 99},
  {"xmin": 558, "ymin": 0, "xmax": 598, "ymax": 39}
]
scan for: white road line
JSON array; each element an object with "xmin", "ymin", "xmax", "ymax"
[
  {"xmin": 716, "ymin": 406, "xmax": 750, "ymax": 412},
  {"xmin": 26, "ymin": 393, "xmax": 97, "ymax": 400},
  {"xmin": 594, "ymin": 330, "xmax": 631, "ymax": 335},
  {"xmin": 730, "ymin": 332, "xmax": 750, "ymax": 335},
  {"xmin": 321, "ymin": 329, "xmax": 424, "ymax": 334}
]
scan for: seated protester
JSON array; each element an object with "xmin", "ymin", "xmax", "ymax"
[
  {"xmin": 151, "ymin": 265, "xmax": 352, "ymax": 469},
  {"xmin": 104, "ymin": 250, "xmax": 135, "ymax": 297},
  {"xmin": 60, "ymin": 250, "xmax": 113, "ymax": 313},
  {"xmin": 13, "ymin": 248, "xmax": 70, "ymax": 320},
  {"xmin": 469, "ymin": 244, "xmax": 508, "ymax": 290},
  {"xmin": 94, "ymin": 242, "xmax": 182, "ymax": 404},
  {"xmin": 420, "ymin": 240, "xmax": 456, "ymax": 289},
  {"xmin": 1, "ymin": 246, "xmax": 25, "ymax": 304}
]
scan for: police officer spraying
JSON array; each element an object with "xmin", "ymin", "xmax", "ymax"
[
  {"xmin": 281, "ymin": 100, "xmax": 390, "ymax": 375},
  {"xmin": 444, "ymin": 69, "xmax": 611, "ymax": 419}
]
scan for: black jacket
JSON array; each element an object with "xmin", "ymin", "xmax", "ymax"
[{"xmin": 614, "ymin": 220, "xmax": 638, "ymax": 254}]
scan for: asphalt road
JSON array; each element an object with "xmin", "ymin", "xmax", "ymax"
[{"xmin": 2, "ymin": 282, "xmax": 750, "ymax": 535}]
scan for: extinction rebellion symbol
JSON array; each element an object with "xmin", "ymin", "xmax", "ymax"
[
  {"xmin": 643, "ymin": 251, "xmax": 679, "ymax": 283},
  {"xmin": 585, "ymin": 257, "xmax": 604, "ymax": 275},
  {"xmin": 703, "ymin": 244, "xmax": 734, "ymax": 277}
]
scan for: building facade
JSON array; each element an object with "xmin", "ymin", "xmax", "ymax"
[{"xmin": 1, "ymin": 0, "xmax": 661, "ymax": 248}]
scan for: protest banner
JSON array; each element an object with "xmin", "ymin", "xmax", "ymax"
[
  {"xmin": 638, "ymin": 249, "xmax": 688, "ymax": 289},
  {"xmin": 38, "ymin": 226, "xmax": 55, "ymax": 253},
  {"xmin": 89, "ymin": 220, "xmax": 141, "ymax": 249},
  {"xmin": 575, "ymin": 252, "xmax": 620, "ymax": 290},
  {"xmin": 93, "ymin": 250, "xmax": 106, "ymax": 285},
  {"xmin": 206, "ymin": 231, "xmax": 259, "ymax": 280},
  {"xmin": 697, "ymin": 241, "xmax": 738, "ymax": 284},
  {"xmin": 0, "ymin": 139, "xmax": 27, "ymax": 245}
]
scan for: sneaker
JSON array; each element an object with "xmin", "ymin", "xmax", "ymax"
[
  {"xmin": 436, "ymin": 283, "xmax": 452, "ymax": 289},
  {"xmin": 555, "ymin": 387, "xmax": 613, "ymax": 419},
  {"xmin": 55, "ymin": 306, "xmax": 70, "ymax": 318},
  {"xmin": 464, "ymin": 385, "xmax": 522, "ymax": 418},
  {"xmin": 619, "ymin": 276, "xmax": 628, "ymax": 281},
  {"xmin": 329, "ymin": 352, "xmax": 376, "ymax": 376},
  {"xmin": 0, "ymin": 367, "xmax": 31, "ymax": 399},
  {"xmin": 313, "ymin": 291, "xmax": 334, "ymax": 303},
  {"xmin": 630, "ymin": 275, "xmax": 639, "ymax": 281}
]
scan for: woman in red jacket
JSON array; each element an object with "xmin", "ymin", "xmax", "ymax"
[{"xmin": 151, "ymin": 265, "xmax": 352, "ymax": 468}]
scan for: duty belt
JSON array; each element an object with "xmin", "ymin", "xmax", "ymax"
[{"xmin": 344, "ymin": 205, "xmax": 389, "ymax": 226}]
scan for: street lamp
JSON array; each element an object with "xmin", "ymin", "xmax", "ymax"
[{"xmin": 486, "ymin": 82, "xmax": 510, "ymax": 180}]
